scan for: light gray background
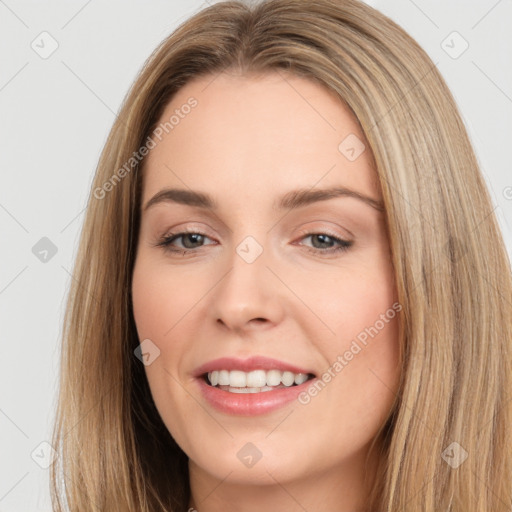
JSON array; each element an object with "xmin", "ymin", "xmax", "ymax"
[{"xmin": 1, "ymin": 0, "xmax": 511, "ymax": 510}]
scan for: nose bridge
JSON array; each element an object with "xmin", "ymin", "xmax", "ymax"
[{"xmin": 210, "ymin": 231, "xmax": 284, "ymax": 330}]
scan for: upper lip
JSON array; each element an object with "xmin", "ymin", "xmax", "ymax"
[{"xmin": 193, "ymin": 356, "xmax": 315, "ymax": 378}]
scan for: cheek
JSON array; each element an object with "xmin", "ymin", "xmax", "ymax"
[
  {"xmin": 306, "ymin": 253, "xmax": 400, "ymax": 414},
  {"xmin": 131, "ymin": 259, "xmax": 199, "ymax": 339},
  {"xmin": 131, "ymin": 261, "xmax": 185, "ymax": 393},
  {"xmin": 131, "ymin": 259, "xmax": 197, "ymax": 443},
  {"xmin": 304, "ymin": 254, "xmax": 397, "ymax": 343},
  {"xmin": 131, "ymin": 257, "xmax": 207, "ymax": 382}
]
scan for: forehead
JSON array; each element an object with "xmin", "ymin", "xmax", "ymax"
[{"xmin": 141, "ymin": 71, "xmax": 381, "ymax": 207}]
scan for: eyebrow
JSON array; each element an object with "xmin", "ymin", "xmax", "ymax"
[{"xmin": 143, "ymin": 186, "xmax": 384, "ymax": 213}]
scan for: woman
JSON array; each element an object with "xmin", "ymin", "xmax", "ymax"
[{"xmin": 50, "ymin": 0, "xmax": 512, "ymax": 510}]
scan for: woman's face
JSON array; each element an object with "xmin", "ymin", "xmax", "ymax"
[{"xmin": 132, "ymin": 70, "xmax": 401, "ymax": 507}]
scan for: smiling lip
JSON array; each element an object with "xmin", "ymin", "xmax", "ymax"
[
  {"xmin": 193, "ymin": 356, "xmax": 316, "ymax": 416},
  {"xmin": 196, "ymin": 376, "xmax": 316, "ymax": 416}
]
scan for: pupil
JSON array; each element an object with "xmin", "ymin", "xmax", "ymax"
[
  {"xmin": 184, "ymin": 233, "xmax": 202, "ymax": 248},
  {"xmin": 313, "ymin": 234, "xmax": 332, "ymax": 248}
]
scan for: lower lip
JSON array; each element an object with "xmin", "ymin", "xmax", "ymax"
[{"xmin": 196, "ymin": 376, "xmax": 316, "ymax": 416}]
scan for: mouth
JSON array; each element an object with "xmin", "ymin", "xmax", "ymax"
[
  {"xmin": 193, "ymin": 356, "xmax": 318, "ymax": 414},
  {"xmin": 202, "ymin": 369, "xmax": 316, "ymax": 394}
]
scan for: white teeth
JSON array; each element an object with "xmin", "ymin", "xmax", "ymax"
[
  {"xmin": 246, "ymin": 370, "xmax": 267, "ymax": 388},
  {"xmin": 281, "ymin": 371, "xmax": 295, "ymax": 386},
  {"xmin": 266, "ymin": 369, "xmax": 282, "ymax": 386},
  {"xmin": 294, "ymin": 373, "xmax": 309, "ymax": 385},
  {"xmin": 229, "ymin": 370, "xmax": 246, "ymax": 387},
  {"xmin": 218, "ymin": 370, "xmax": 230, "ymax": 385},
  {"xmin": 228, "ymin": 387, "xmax": 264, "ymax": 393},
  {"xmin": 206, "ymin": 369, "xmax": 312, "ymax": 388}
]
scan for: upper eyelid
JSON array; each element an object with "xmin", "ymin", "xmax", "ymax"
[
  {"xmin": 158, "ymin": 219, "xmax": 354, "ymax": 239},
  {"xmin": 160, "ymin": 227, "xmax": 350, "ymax": 239}
]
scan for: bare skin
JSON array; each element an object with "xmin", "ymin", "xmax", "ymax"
[{"xmin": 131, "ymin": 70, "xmax": 401, "ymax": 512}]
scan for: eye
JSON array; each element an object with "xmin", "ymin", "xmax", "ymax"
[
  {"xmin": 297, "ymin": 231, "xmax": 353, "ymax": 254},
  {"xmin": 154, "ymin": 229, "xmax": 353, "ymax": 256},
  {"xmin": 155, "ymin": 230, "xmax": 216, "ymax": 254}
]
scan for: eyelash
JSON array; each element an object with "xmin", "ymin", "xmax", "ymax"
[{"xmin": 154, "ymin": 228, "xmax": 353, "ymax": 256}]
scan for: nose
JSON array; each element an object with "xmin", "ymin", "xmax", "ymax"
[{"xmin": 210, "ymin": 238, "xmax": 286, "ymax": 334}]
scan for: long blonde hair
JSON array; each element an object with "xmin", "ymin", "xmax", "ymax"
[{"xmin": 50, "ymin": 0, "xmax": 512, "ymax": 510}]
